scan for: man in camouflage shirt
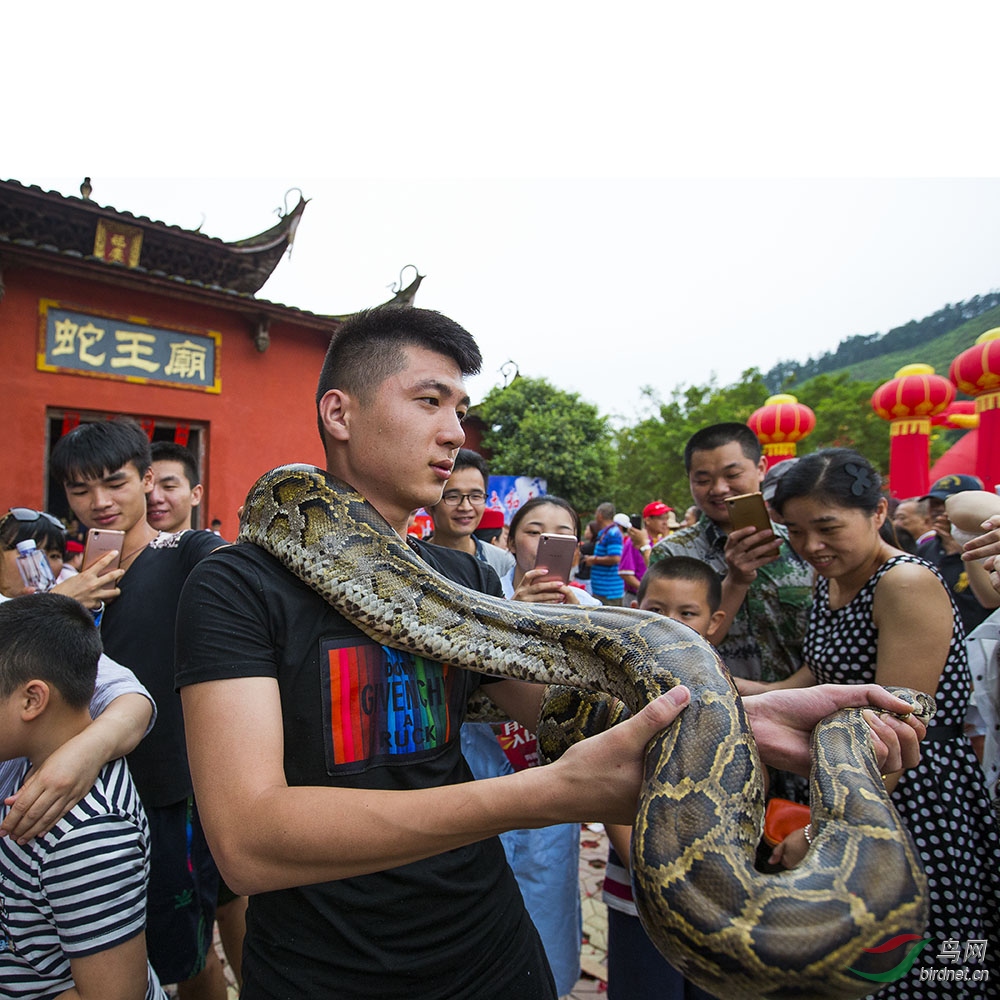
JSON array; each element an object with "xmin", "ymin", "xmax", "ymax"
[{"xmin": 649, "ymin": 423, "xmax": 812, "ymax": 683}]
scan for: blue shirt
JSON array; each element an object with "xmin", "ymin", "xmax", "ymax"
[{"xmin": 591, "ymin": 525, "xmax": 625, "ymax": 599}]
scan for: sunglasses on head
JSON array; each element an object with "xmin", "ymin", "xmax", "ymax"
[{"xmin": 6, "ymin": 508, "xmax": 65, "ymax": 531}]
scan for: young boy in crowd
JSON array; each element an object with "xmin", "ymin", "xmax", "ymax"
[
  {"xmin": 0, "ymin": 593, "xmax": 164, "ymax": 999},
  {"xmin": 602, "ymin": 556, "xmax": 725, "ymax": 1000}
]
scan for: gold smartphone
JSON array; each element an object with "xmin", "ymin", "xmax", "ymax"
[
  {"xmin": 724, "ymin": 492, "xmax": 771, "ymax": 533},
  {"xmin": 82, "ymin": 528, "xmax": 126, "ymax": 571},
  {"xmin": 533, "ymin": 533, "xmax": 578, "ymax": 583}
]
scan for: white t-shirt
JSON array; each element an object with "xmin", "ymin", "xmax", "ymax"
[{"xmin": 967, "ymin": 609, "xmax": 1000, "ymax": 801}]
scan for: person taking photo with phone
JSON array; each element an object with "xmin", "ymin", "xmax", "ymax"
[
  {"xmin": 175, "ymin": 308, "xmax": 926, "ymax": 1000},
  {"xmin": 50, "ymin": 419, "xmax": 228, "ymax": 1000},
  {"xmin": 458, "ymin": 493, "xmax": 599, "ymax": 995},
  {"xmin": 649, "ymin": 423, "xmax": 813, "ymax": 685}
]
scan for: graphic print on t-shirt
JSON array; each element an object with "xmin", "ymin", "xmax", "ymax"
[{"xmin": 320, "ymin": 635, "xmax": 465, "ymax": 774}]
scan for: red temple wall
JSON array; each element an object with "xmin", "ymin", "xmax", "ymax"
[{"xmin": 0, "ymin": 263, "xmax": 330, "ymax": 538}]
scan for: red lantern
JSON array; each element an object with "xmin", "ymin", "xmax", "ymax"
[
  {"xmin": 949, "ymin": 328, "xmax": 1000, "ymax": 491},
  {"xmin": 747, "ymin": 394, "xmax": 816, "ymax": 468},
  {"xmin": 871, "ymin": 364, "xmax": 954, "ymax": 499}
]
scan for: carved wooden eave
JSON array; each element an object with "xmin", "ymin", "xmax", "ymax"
[
  {"xmin": 0, "ymin": 178, "xmax": 341, "ymax": 340},
  {"xmin": 383, "ymin": 268, "xmax": 424, "ymax": 307},
  {"xmin": 0, "ymin": 179, "xmax": 307, "ymax": 296},
  {"xmin": 228, "ymin": 195, "xmax": 308, "ymax": 260}
]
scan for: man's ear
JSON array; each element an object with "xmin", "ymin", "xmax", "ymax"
[
  {"xmin": 707, "ymin": 610, "xmax": 727, "ymax": 641},
  {"xmin": 141, "ymin": 466, "xmax": 154, "ymax": 495},
  {"xmin": 20, "ymin": 679, "xmax": 51, "ymax": 721},
  {"xmin": 318, "ymin": 389, "xmax": 352, "ymax": 443},
  {"xmin": 190, "ymin": 483, "xmax": 204, "ymax": 509}
]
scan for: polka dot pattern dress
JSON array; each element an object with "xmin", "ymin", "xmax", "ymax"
[{"xmin": 805, "ymin": 554, "xmax": 1000, "ymax": 999}]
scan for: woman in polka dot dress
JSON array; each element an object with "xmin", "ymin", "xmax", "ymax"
[{"xmin": 738, "ymin": 448, "xmax": 999, "ymax": 1000}]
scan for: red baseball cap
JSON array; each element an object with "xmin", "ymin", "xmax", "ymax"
[{"xmin": 642, "ymin": 501, "xmax": 672, "ymax": 518}]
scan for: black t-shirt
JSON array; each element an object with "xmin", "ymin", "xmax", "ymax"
[
  {"xmin": 100, "ymin": 528, "xmax": 221, "ymax": 807},
  {"xmin": 175, "ymin": 538, "xmax": 556, "ymax": 1000}
]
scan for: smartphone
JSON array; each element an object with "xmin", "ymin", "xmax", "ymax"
[
  {"xmin": 629, "ymin": 514, "xmax": 643, "ymax": 529},
  {"xmin": 82, "ymin": 528, "xmax": 126, "ymax": 572},
  {"xmin": 533, "ymin": 533, "xmax": 578, "ymax": 583},
  {"xmin": 725, "ymin": 492, "xmax": 771, "ymax": 533}
]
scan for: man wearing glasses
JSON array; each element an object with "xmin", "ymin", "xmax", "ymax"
[{"xmin": 428, "ymin": 448, "xmax": 514, "ymax": 579}]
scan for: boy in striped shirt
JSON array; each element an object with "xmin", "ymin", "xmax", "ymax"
[{"xmin": 0, "ymin": 593, "xmax": 163, "ymax": 1000}]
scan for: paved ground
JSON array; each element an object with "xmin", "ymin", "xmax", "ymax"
[{"xmin": 566, "ymin": 822, "xmax": 610, "ymax": 999}]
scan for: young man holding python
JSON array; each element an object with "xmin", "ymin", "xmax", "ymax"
[{"xmin": 177, "ymin": 306, "xmax": 926, "ymax": 1000}]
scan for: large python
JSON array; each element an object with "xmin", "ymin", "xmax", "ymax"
[{"xmin": 239, "ymin": 464, "xmax": 934, "ymax": 1000}]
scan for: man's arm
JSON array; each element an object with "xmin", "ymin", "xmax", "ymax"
[
  {"xmin": 965, "ymin": 555, "xmax": 1000, "ymax": 608},
  {"xmin": 961, "ymin": 516, "xmax": 1000, "ymax": 600},
  {"xmin": 51, "ymin": 551, "xmax": 125, "ymax": 609},
  {"xmin": 585, "ymin": 554, "xmax": 622, "ymax": 567},
  {"xmin": 2, "ymin": 689, "xmax": 154, "ymax": 843},
  {"xmin": 58, "ymin": 932, "xmax": 150, "ymax": 1000},
  {"xmin": 182, "ymin": 676, "xmax": 690, "ymax": 895},
  {"xmin": 487, "ymin": 678, "xmax": 546, "ymax": 731},
  {"xmin": 743, "ymin": 684, "xmax": 925, "ymax": 776}
]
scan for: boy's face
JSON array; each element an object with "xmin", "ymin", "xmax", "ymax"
[
  {"xmin": 637, "ymin": 576, "xmax": 724, "ymax": 640},
  {"xmin": 64, "ymin": 462, "xmax": 154, "ymax": 536}
]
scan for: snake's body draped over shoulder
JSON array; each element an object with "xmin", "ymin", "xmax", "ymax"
[{"xmin": 238, "ymin": 464, "xmax": 933, "ymax": 1000}]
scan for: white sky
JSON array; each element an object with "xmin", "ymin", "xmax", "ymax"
[{"xmin": 7, "ymin": 3, "xmax": 1000, "ymax": 423}]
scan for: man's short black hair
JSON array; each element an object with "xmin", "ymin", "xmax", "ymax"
[
  {"xmin": 51, "ymin": 417, "xmax": 152, "ymax": 485},
  {"xmin": 150, "ymin": 441, "xmax": 200, "ymax": 488},
  {"xmin": 315, "ymin": 306, "xmax": 482, "ymax": 446},
  {"xmin": 0, "ymin": 593, "xmax": 101, "ymax": 709},
  {"xmin": 452, "ymin": 449, "xmax": 490, "ymax": 488},
  {"xmin": 683, "ymin": 423, "xmax": 762, "ymax": 472},
  {"xmin": 637, "ymin": 555, "xmax": 722, "ymax": 612}
]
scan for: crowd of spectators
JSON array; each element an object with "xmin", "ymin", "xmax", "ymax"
[{"xmin": 0, "ymin": 306, "xmax": 997, "ymax": 1000}]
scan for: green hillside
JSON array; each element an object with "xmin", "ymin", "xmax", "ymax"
[
  {"xmin": 764, "ymin": 292, "xmax": 1000, "ymax": 393},
  {"xmin": 806, "ymin": 303, "xmax": 1000, "ymax": 388}
]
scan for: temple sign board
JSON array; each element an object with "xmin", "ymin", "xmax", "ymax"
[{"xmin": 37, "ymin": 300, "xmax": 221, "ymax": 393}]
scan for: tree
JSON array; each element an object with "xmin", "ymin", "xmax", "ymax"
[
  {"xmin": 794, "ymin": 373, "xmax": 888, "ymax": 470},
  {"xmin": 796, "ymin": 372, "xmax": 955, "ymax": 473},
  {"xmin": 613, "ymin": 370, "xmax": 772, "ymax": 515},
  {"xmin": 476, "ymin": 376, "xmax": 616, "ymax": 514}
]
